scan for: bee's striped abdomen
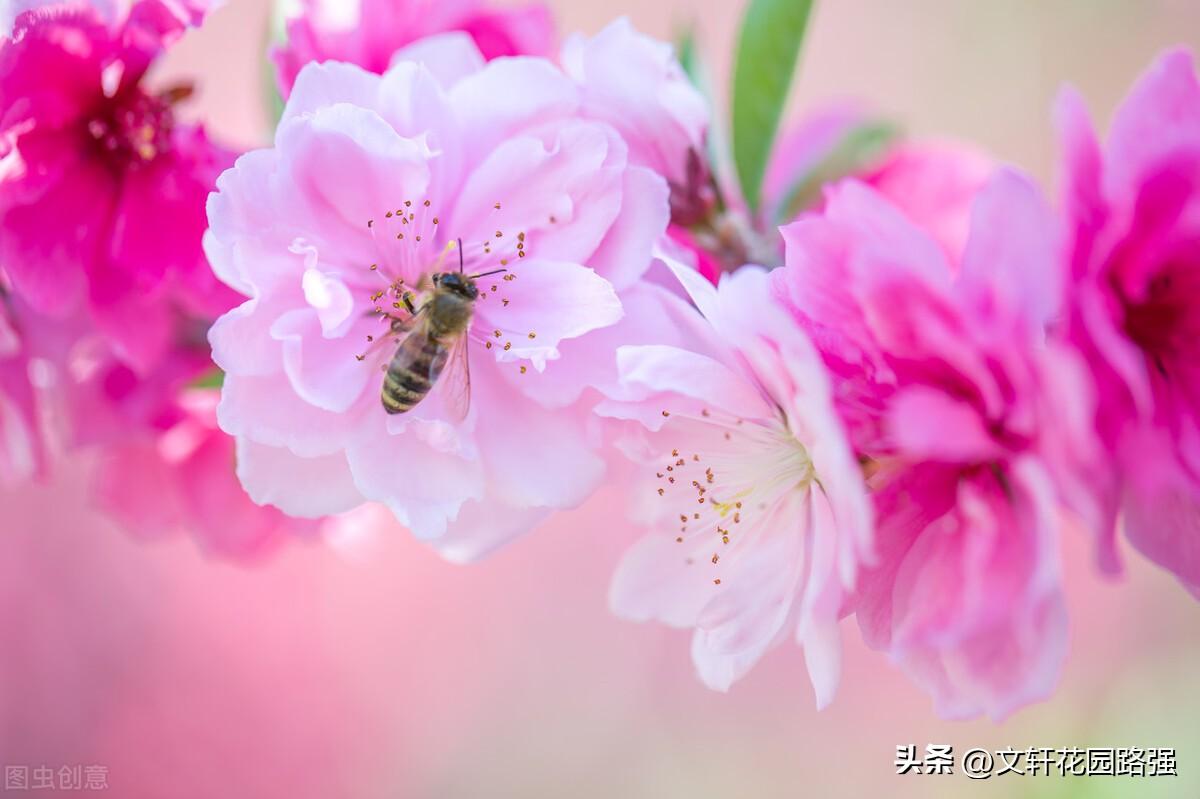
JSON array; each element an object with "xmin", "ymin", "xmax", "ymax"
[{"xmin": 382, "ymin": 333, "xmax": 447, "ymax": 415}]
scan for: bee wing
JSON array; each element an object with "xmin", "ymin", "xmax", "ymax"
[{"xmin": 432, "ymin": 333, "xmax": 471, "ymax": 423}]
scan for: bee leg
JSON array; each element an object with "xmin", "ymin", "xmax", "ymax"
[{"xmin": 401, "ymin": 291, "xmax": 418, "ymax": 316}]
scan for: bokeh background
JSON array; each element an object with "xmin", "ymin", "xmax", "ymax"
[{"xmin": 5, "ymin": 1, "xmax": 1200, "ymax": 797}]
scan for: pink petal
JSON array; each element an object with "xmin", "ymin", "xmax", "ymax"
[
  {"xmin": 448, "ymin": 56, "xmax": 578, "ymax": 165},
  {"xmin": 586, "ymin": 166, "xmax": 670, "ymax": 291},
  {"xmin": 388, "ymin": 31, "xmax": 484, "ymax": 86},
  {"xmin": 280, "ymin": 61, "xmax": 384, "ymax": 127},
  {"xmin": 959, "ymin": 168, "xmax": 1061, "ymax": 328},
  {"xmin": 450, "ymin": 121, "xmax": 622, "ymax": 267},
  {"xmin": 471, "ymin": 361, "xmax": 606, "ymax": 509},
  {"xmin": 609, "ymin": 530, "xmax": 714, "ymax": 628},
  {"xmin": 235, "ymin": 438, "xmax": 363, "ymax": 519},
  {"xmin": 475, "ymin": 259, "xmax": 621, "ymax": 371},
  {"xmin": 1104, "ymin": 47, "xmax": 1200, "ymax": 204},
  {"xmin": 1053, "ymin": 86, "xmax": 1107, "ymax": 279},
  {"xmin": 615, "ymin": 344, "xmax": 769, "ymax": 421},
  {"xmin": 345, "ymin": 418, "xmax": 485, "ymax": 540},
  {"xmin": 886, "ymin": 385, "xmax": 1001, "ymax": 463},
  {"xmin": 275, "ymin": 103, "xmax": 433, "ymax": 245}
]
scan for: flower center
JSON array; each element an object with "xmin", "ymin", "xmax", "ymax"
[
  {"xmin": 654, "ymin": 406, "xmax": 814, "ymax": 583},
  {"xmin": 1120, "ymin": 259, "xmax": 1200, "ymax": 379},
  {"xmin": 353, "ymin": 199, "xmax": 540, "ymax": 378},
  {"xmin": 86, "ymin": 84, "xmax": 190, "ymax": 167}
]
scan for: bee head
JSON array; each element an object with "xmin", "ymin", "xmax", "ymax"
[{"xmin": 433, "ymin": 271, "xmax": 478, "ymax": 300}]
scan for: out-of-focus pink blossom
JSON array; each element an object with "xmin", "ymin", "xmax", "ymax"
[
  {"xmin": 764, "ymin": 107, "xmax": 993, "ymax": 258},
  {"xmin": 775, "ymin": 171, "xmax": 1101, "ymax": 719},
  {"xmin": 859, "ymin": 141, "xmax": 994, "ymax": 264},
  {"xmin": 271, "ymin": 0, "xmax": 555, "ymax": 98},
  {"xmin": 599, "ymin": 260, "xmax": 873, "ymax": 708},
  {"xmin": 92, "ymin": 390, "xmax": 321, "ymax": 560},
  {"xmin": 0, "ymin": 4, "xmax": 236, "ymax": 373},
  {"xmin": 1056, "ymin": 48, "xmax": 1200, "ymax": 597},
  {"xmin": 0, "ymin": 295, "xmax": 42, "ymax": 484},
  {"xmin": 2, "ymin": 0, "xmax": 213, "ymax": 38},
  {"xmin": 207, "ymin": 36, "xmax": 671, "ymax": 557},
  {"xmin": 561, "ymin": 18, "xmax": 709, "ymax": 205}
]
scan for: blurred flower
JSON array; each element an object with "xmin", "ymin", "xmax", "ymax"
[
  {"xmin": 0, "ymin": 295, "xmax": 43, "ymax": 484},
  {"xmin": 207, "ymin": 35, "xmax": 671, "ymax": 557},
  {"xmin": 858, "ymin": 141, "xmax": 994, "ymax": 264},
  {"xmin": 764, "ymin": 107, "xmax": 993, "ymax": 256},
  {"xmin": 600, "ymin": 260, "xmax": 873, "ymax": 708},
  {"xmin": 0, "ymin": 2, "xmax": 307, "ymax": 562},
  {"xmin": 0, "ymin": 3, "xmax": 236, "ymax": 373},
  {"xmin": 270, "ymin": 0, "xmax": 554, "ymax": 98},
  {"xmin": 1056, "ymin": 47, "xmax": 1200, "ymax": 598},
  {"xmin": 92, "ymin": 390, "xmax": 321, "ymax": 560},
  {"xmin": 2, "ymin": 0, "xmax": 213, "ymax": 38},
  {"xmin": 775, "ymin": 171, "xmax": 1101, "ymax": 719}
]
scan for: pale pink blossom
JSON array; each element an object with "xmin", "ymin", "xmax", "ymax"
[
  {"xmin": 1056, "ymin": 48, "xmax": 1200, "ymax": 597},
  {"xmin": 207, "ymin": 36, "xmax": 671, "ymax": 555},
  {"xmin": 0, "ymin": 4, "xmax": 236, "ymax": 373},
  {"xmin": 775, "ymin": 171, "xmax": 1100, "ymax": 719},
  {"xmin": 561, "ymin": 18, "xmax": 709, "ymax": 202},
  {"xmin": 600, "ymin": 260, "xmax": 873, "ymax": 708},
  {"xmin": 271, "ymin": 0, "xmax": 554, "ymax": 97}
]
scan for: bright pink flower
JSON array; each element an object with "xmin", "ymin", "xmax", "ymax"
[
  {"xmin": 764, "ymin": 107, "xmax": 993, "ymax": 259},
  {"xmin": 0, "ymin": 4, "xmax": 236, "ymax": 373},
  {"xmin": 859, "ymin": 141, "xmax": 994, "ymax": 264},
  {"xmin": 207, "ymin": 37, "xmax": 671, "ymax": 555},
  {"xmin": 562, "ymin": 18, "xmax": 709, "ymax": 205},
  {"xmin": 1056, "ymin": 48, "xmax": 1200, "ymax": 597},
  {"xmin": 599, "ymin": 260, "xmax": 873, "ymax": 708},
  {"xmin": 2, "ymin": 0, "xmax": 211, "ymax": 38},
  {"xmin": 271, "ymin": 0, "xmax": 554, "ymax": 98},
  {"xmin": 776, "ymin": 171, "xmax": 1100, "ymax": 719}
]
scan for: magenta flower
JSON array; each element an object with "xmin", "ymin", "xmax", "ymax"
[
  {"xmin": 1056, "ymin": 48, "xmax": 1200, "ymax": 597},
  {"xmin": 271, "ymin": 0, "xmax": 555, "ymax": 98},
  {"xmin": 857, "ymin": 142, "xmax": 995, "ymax": 263},
  {"xmin": 776, "ymin": 171, "xmax": 1101, "ymax": 719},
  {"xmin": 600, "ymin": 261, "xmax": 873, "ymax": 708},
  {"xmin": 2, "ymin": 0, "xmax": 211, "ymax": 38},
  {"xmin": 0, "ymin": 4, "xmax": 235, "ymax": 373},
  {"xmin": 207, "ymin": 36, "xmax": 671, "ymax": 556}
]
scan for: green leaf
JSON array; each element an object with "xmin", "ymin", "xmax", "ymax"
[
  {"xmin": 677, "ymin": 24, "xmax": 700, "ymax": 87},
  {"xmin": 731, "ymin": 0, "xmax": 815, "ymax": 214},
  {"xmin": 774, "ymin": 120, "xmax": 899, "ymax": 223},
  {"xmin": 263, "ymin": 0, "xmax": 288, "ymax": 132},
  {"xmin": 190, "ymin": 369, "xmax": 225, "ymax": 390}
]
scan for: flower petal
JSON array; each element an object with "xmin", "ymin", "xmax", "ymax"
[
  {"xmin": 475, "ymin": 259, "xmax": 622, "ymax": 371},
  {"xmin": 236, "ymin": 437, "xmax": 363, "ymax": 518}
]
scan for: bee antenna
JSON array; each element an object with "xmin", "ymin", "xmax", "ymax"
[
  {"xmin": 457, "ymin": 237, "xmax": 464, "ymax": 273},
  {"xmin": 469, "ymin": 268, "xmax": 508, "ymax": 279}
]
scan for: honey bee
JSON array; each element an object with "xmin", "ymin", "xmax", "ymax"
[{"xmin": 381, "ymin": 240, "xmax": 504, "ymax": 419}]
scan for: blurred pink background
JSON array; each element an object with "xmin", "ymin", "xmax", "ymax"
[{"xmin": 6, "ymin": 2, "xmax": 1200, "ymax": 797}]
